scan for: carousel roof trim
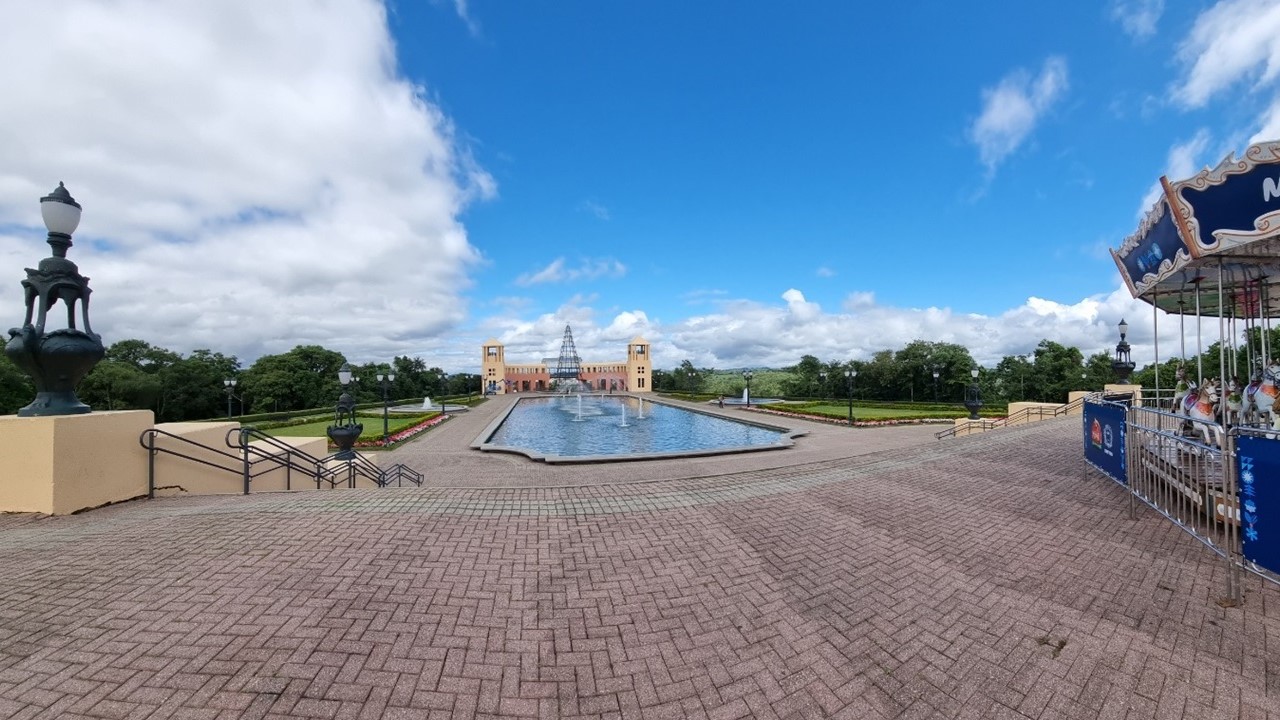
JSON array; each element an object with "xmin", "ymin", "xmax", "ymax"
[{"xmin": 1113, "ymin": 139, "xmax": 1280, "ymax": 317}]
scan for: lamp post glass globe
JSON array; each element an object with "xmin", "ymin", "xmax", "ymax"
[
  {"xmin": 338, "ymin": 363, "xmax": 352, "ymax": 386},
  {"xmin": 41, "ymin": 182, "xmax": 82, "ymax": 236}
]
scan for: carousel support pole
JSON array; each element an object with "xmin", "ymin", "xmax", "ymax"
[
  {"xmin": 1153, "ymin": 288, "xmax": 1161, "ymax": 406},
  {"xmin": 1219, "ymin": 263, "xmax": 1227, "ymax": 395},
  {"xmin": 1179, "ymin": 296, "xmax": 1187, "ymax": 366},
  {"xmin": 1263, "ymin": 278, "xmax": 1272, "ymax": 367},
  {"xmin": 1195, "ymin": 278, "xmax": 1204, "ymax": 384}
]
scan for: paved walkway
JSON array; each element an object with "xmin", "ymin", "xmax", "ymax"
[{"xmin": 1, "ymin": 412, "xmax": 1277, "ymax": 719}]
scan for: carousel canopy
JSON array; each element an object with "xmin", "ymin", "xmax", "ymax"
[{"xmin": 1113, "ymin": 140, "xmax": 1280, "ymax": 318}]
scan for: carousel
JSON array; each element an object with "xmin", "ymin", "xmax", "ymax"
[{"xmin": 1091, "ymin": 139, "xmax": 1280, "ymax": 593}]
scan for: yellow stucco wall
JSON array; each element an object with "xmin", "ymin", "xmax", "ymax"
[{"xmin": 0, "ymin": 410, "xmax": 154, "ymax": 515}]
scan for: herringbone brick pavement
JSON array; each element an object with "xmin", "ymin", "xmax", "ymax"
[{"xmin": 0, "ymin": 418, "xmax": 1276, "ymax": 718}]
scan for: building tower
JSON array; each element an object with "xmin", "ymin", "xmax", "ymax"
[{"xmin": 551, "ymin": 324, "xmax": 583, "ymax": 383}]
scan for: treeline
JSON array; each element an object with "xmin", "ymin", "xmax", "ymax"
[
  {"xmin": 6, "ymin": 327, "xmax": 1279, "ymax": 418},
  {"xmin": 0, "ymin": 339, "xmax": 478, "ymax": 420},
  {"xmin": 653, "ymin": 332, "xmax": 1280, "ymax": 404}
]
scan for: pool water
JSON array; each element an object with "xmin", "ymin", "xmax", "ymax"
[{"xmin": 478, "ymin": 395, "xmax": 795, "ymax": 462}]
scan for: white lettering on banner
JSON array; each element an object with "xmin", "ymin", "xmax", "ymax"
[{"xmin": 1265, "ymin": 176, "xmax": 1280, "ymax": 202}]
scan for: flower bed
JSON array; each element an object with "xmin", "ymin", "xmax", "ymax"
[{"xmin": 351, "ymin": 413, "xmax": 452, "ymax": 449}]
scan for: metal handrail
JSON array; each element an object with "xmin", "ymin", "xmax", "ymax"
[
  {"xmin": 233, "ymin": 426, "xmax": 423, "ymax": 489},
  {"xmin": 934, "ymin": 395, "xmax": 1090, "ymax": 439},
  {"xmin": 141, "ymin": 424, "xmax": 425, "ymax": 498},
  {"xmin": 225, "ymin": 427, "xmax": 328, "ymax": 494},
  {"xmin": 315, "ymin": 452, "xmax": 385, "ymax": 488},
  {"xmin": 139, "ymin": 428, "xmax": 244, "ymax": 498},
  {"xmin": 382, "ymin": 464, "xmax": 424, "ymax": 487}
]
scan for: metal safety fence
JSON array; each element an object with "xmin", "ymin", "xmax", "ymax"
[{"xmin": 1084, "ymin": 394, "xmax": 1280, "ymax": 605}]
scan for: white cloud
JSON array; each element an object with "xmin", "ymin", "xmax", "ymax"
[
  {"xmin": 618, "ymin": 285, "xmax": 1163, "ymax": 371},
  {"xmin": 579, "ymin": 200, "xmax": 611, "ymax": 221},
  {"xmin": 1172, "ymin": 0, "xmax": 1280, "ymax": 108},
  {"xmin": 0, "ymin": 1, "xmax": 492, "ymax": 364},
  {"xmin": 1111, "ymin": 0, "xmax": 1165, "ymax": 40},
  {"xmin": 842, "ymin": 291, "xmax": 876, "ymax": 311},
  {"xmin": 451, "ymin": 0, "xmax": 482, "ymax": 37},
  {"xmin": 514, "ymin": 257, "xmax": 627, "ymax": 286},
  {"xmin": 815, "ymin": 266, "xmax": 835, "ymax": 278},
  {"xmin": 969, "ymin": 57, "xmax": 1069, "ymax": 174},
  {"xmin": 1136, "ymin": 129, "xmax": 1212, "ymax": 215},
  {"xmin": 781, "ymin": 288, "xmax": 822, "ymax": 322}
]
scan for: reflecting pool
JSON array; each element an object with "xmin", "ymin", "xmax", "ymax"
[{"xmin": 476, "ymin": 395, "xmax": 796, "ymax": 463}]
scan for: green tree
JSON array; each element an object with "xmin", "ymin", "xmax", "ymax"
[
  {"xmin": 240, "ymin": 345, "xmax": 346, "ymax": 413},
  {"xmin": 78, "ymin": 360, "xmax": 158, "ymax": 412},
  {"xmin": 1032, "ymin": 340, "xmax": 1085, "ymax": 402},
  {"xmin": 892, "ymin": 341, "xmax": 976, "ymax": 403},
  {"xmin": 0, "ymin": 339, "xmax": 35, "ymax": 414},
  {"xmin": 159, "ymin": 349, "xmax": 240, "ymax": 421}
]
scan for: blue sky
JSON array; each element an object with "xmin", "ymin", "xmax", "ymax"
[{"xmin": 2, "ymin": 1, "xmax": 1280, "ymax": 373}]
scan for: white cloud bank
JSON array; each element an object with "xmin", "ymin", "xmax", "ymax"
[
  {"xmin": 0, "ymin": 0, "xmax": 491, "ymax": 363},
  {"xmin": 483, "ymin": 285, "xmax": 1194, "ymax": 374}
]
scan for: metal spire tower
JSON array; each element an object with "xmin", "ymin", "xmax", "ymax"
[{"xmin": 550, "ymin": 324, "xmax": 583, "ymax": 380}]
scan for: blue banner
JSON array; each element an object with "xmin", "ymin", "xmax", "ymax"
[
  {"xmin": 1237, "ymin": 435, "xmax": 1280, "ymax": 575},
  {"xmin": 1115, "ymin": 199, "xmax": 1188, "ymax": 289},
  {"xmin": 1083, "ymin": 401, "xmax": 1127, "ymax": 484},
  {"xmin": 1177, "ymin": 162, "xmax": 1280, "ymax": 250}
]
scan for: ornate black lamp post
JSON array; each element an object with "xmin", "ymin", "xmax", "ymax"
[
  {"xmin": 326, "ymin": 363, "xmax": 363, "ymax": 459},
  {"xmin": 818, "ymin": 371, "xmax": 827, "ymax": 401},
  {"xmin": 5, "ymin": 183, "xmax": 105, "ymax": 416},
  {"xmin": 931, "ymin": 366, "xmax": 940, "ymax": 403},
  {"xmin": 1111, "ymin": 318, "xmax": 1135, "ymax": 383},
  {"xmin": 963, "ymin": 368, "xmax": 982, "ymax": 420},
  {"xmin": 743, "ymin": 370, "xmax": 753, "ymax": 408},
  {"xmin": 376, "ymin": 369, "xmax": 397, "ymax": 443},
  {"xmin": 223, "ymin": 379, "xmax": 241, "ymax": 419},
  {"xmin": 845, "ymin": 368, "xmax": 857, "ymax": 424}
]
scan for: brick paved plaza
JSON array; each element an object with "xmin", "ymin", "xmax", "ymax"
[{"xmin": 1, "ymin": 399, "xmax": 1277, "ymax": 719}]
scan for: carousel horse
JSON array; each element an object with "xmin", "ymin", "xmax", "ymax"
[
  {"xmin": 1172, "ymin": 364, "xmax": 1195, "ymax": 410},
  {"xmin": 1242, "ymin": 359, "xmax": 1280, "ymax": 425},
  {"xmin": 1224, "ymin": 376, "xmax": 1244, "ymax": 426},
  {"xmin": 1177, "ymin": 377, "xmax": 1223, "ymax": 447}
]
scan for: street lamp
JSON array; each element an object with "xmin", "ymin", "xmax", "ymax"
[
  {"xmin": 963, "ymin": 368, "xmax": 982, "ymax": 420},
  {"xmin": 743, "ymin": 370, "xmax": 754, "ymax": 408},
  {"xmin": 222, "ymin": 379, "xmax": 241, "ymax": 419},
  {"xmin": 326, "ymin": 362, "xmax": 363, "ymax": 460},
  {"xmin": 931, "ymin": 366, "xmax": 940, "ymax": 403},
  {"xmin": 687, "ymin": 370, "xmax": 697, "ymax": 396},
  {"xmin": 376, "ymin": 370, "xmax": 397, "ymax": 444},
  {"xmin": 845, "ymin": 368, "xmax": 857, "ymax": 424},
  {"xmin": 1111, "ymin": 318, "xmax": 1135, "ymax": 383},
  {"xmin": 818, "ymin": 371, "xmax": 827, "ymax": 401},
  {"xmin": 5, "ymin": 182, "xmax": 105, "ymax": 416}
]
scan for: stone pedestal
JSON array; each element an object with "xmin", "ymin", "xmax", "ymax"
[{"xmin": 0, "ymin": 410, "xmax": 152, "ymax": 514}]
